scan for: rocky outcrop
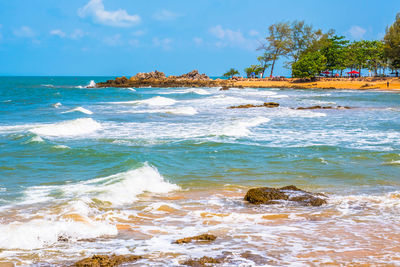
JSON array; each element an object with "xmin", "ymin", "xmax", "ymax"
[
  {"xmin": 74, "ymin": 254, "xmax": 142, "ymax": 267},
  {"xmin": 229, "ymin": 102, "xmax": 280, "ymax": 109},
  {"xmin": 177, "ymin": 70, "xmax": 209, "ymax": 80},
  {"xmin": 244, "ymin": 185, "xmax": 327, "ymax": 207},
  {"xmin": 296, "ymin": 106, "xmax": 351, "ymax": 110},
  {"xmin": 174, "ymin": 234, "xmax": 217, "ymax": 244},
  {"xmin": 182, "ymin": 256, "xmax": 223, "ymax": 267},
  {"xmin": 133, "ymin": 70, "xmax": 166, "ymax": 80},
  {"xmin": 97, "ymin": 70, "xmax": 226, "ymax": 88}
]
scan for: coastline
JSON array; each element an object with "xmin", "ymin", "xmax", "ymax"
[{"xmin": 96, "ymin": 73, "xmax": 400, "ymax": 91}]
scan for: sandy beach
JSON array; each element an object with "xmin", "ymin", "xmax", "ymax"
[{"xmin": 232, "ymin": 77, "xmax": 400, "ymax": 91}]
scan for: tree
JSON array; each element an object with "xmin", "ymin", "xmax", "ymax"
[
  {"xmin": 257, "ymin": 52, "xmax": 273, "ymax": 78},
  {"xmin": 244, "ymin": 65, "xmax": 263, "ymax": 77},
  {"xmin": 223, "ymin": 68, "xmax": 240, "ymax": 78},
  {"xmin": 384, "ymin": 13, "xmax": 400, "ymax": 76},
  {"xmin": 320, "ymin": 35, "xmax": 349, "ymax": 76},
  {"xmin": 259, "ymin": 22, "xmax": 292, "ymax": 77},
  {"xmin": 287, "ymin": 21, "xmax": 326, "ymax": 65},
  {"xmin": 292, "ymin": 51, "xmax": 327, "ymax": 78}
]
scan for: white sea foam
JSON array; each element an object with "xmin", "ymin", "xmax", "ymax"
[
  {"xmin": 220, "ymin": 117, "xmax": 270, "ymax": 137},
  {"xmin": 52, "ymin": 102, "xmax": 62, "ymax": 108},
  {"xmin": 29, "ymin": 118, "xmax": 101, "ymax": 137},
  {"xmin": 125, "ymin": 107, "xmax": 198, "ymax": 116},
  {"xmin": 62, "ymin": 107, "xmax": 93, "ymax": 115},
  {"xmin": 113, "ymin": 96, "xmax": 177, "ymax": 106},
  {"xmin": 159, "ymin": 88, "xmax": 211, "ymax": 95},
  {"xmin": 53, "ymin": 145, "xmax": 70, "ymax": 149},
  {"xmin": 23, "ymin": 164, "xmax": 179, "ymax": 206},
  {"xmin": 0, "ymin": 217, "xmax": 117, "ymax": 250},
  {"xmin": 86, "ymin": 80, "xmax": 96, "ymax": 88},
  {"xmin": 25, "ymin": 135, "xmax": 44, "ymax": 143},
  {"xmin": 126, "ymin": 87, "xmax": 136, "ymax": 92}
]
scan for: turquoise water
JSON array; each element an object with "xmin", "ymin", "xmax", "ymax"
[{"xmin": 0, "ymin": 77, "xmax": 400, "ymax": 265}]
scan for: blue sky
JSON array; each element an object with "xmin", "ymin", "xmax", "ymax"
[{"xmin": 0, "ymin": 0, "xmax": 398, "ymax": 76}]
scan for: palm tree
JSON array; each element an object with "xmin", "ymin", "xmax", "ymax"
[{"xmin": 223, "ymin": 68, "xmax": 240, "ymax": 78}]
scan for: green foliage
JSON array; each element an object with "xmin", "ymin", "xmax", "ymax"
[
  {"xmin": 292, "ymin": 51, "xmax": 327, "ymax": 78},
  {"xmin": 384, "ymin": 13, "xmax": 400, "ymax": 70},
  {"xmin": 223, "ymin": 68, "xmax": 240, "ymax": 78},
  {"xmin": 244, "ymin": 65, "xmax": 263, "ymax": 77},
  {"xmin": 320, "ymin": 35, "xmax": 349, "ymax": 73}
]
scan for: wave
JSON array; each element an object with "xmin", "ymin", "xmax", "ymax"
[
  {"xmin": 112, "ymin": 96, "xmax": 177, "ymax": 106},
  {"xmin": 0, "ymin": 164, "xmax": 179, "ymax": 250},
  {"xmin": 75, "ymin": 80, "xmax": 96, "ymax": 89},
  {"xmin": 123, "ymin": 107, "xmax": 198, "ymax": 116},
  {"xmin": 220, "ymin": 117, "xmax": 270, "ymax": 137},
  {"xmin": 25, "ymin": 135, "xmax": 45, "ymax": 144},
  {"xmin": 23, "ymin": 164, "xmax": 179, "ymax": 206},
  {"xmin": 52, "ymin": 102, "xmax": 62, "ymax": 108},
  {"xmin": 29, "ymin": 118, "xmax": 101, "ymax": 137},
  {"xmin": 0, "ymin": 216, "xmax": 117, "ymax": 250},
  {"xmin": 159, "ymin": 88, "xmax": 211, "ymax": 95},
  {"xmin": 62, "ymin": 107, "xmax": 93, "ymax": 115}
]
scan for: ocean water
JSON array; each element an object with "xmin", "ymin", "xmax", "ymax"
[{"xmin": 0, "ymin": 77, "xmax": 400, "ymax": 266}]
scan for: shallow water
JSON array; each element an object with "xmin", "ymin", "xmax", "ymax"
[{"xmin": 0, "ymin": 77, "xmax": 399, "ymax": 265}]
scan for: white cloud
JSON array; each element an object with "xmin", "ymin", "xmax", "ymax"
[
  {"xmin": 348, "ymin": 25, "xmax": 366, "ymax": 40},
  {"xmin": 153, "ymin": 10, "xmax": 181, "ymax": 21},
  {"xmin": 249, "ymin": 30, "xmax": 259, "ymax": 37},
  {"xmin": 50, "ymin": 29, "xmax": 66, "ymax": 38},
  {"xmin": 13, "ymin": 26, "xmax": 35, "ymax": 38},
  {"xmin": 132, "ymin": 30, "xmax": 146, "ymax": 37},
  {"xmin": 194, "ymin": 37, "xmax": 203, "ymax": 45},
  {"xmin": 153, "ymin": 37, "xmax": 173, "ymax": 50},
  {"xmin": 78, "ymin": 0, "xmax": 140, "ymax": 27},
  {"xmin": 129, "ymin": 39, "xmax": 139, "ymax": 46},
  {"xmin": 209, "ymin": 25, "xmax": 256, "ymax": 50},
  {"xmin": 70, "ymin": 29, "xmax": 85, "ymax": 39},
  {"xmin": 103, "ymin": 34, "xmax": 123, "ymax": 46}
]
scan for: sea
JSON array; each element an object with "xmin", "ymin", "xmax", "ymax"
[{"xmin": 0, "ymin": 76, "xmax": 399, "ymax": 266}]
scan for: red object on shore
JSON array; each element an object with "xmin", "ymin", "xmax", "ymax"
[
  {"xmin": 347, "ymin": 70, "xmax": 360, "ymax": 74},
  {"xmin": 322, "ymin": 71, "xmax": 330, "ymax": 74}
]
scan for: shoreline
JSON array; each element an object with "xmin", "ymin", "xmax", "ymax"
[{"xmin": 96, "ymin": 72, "xmax": 400, "ymax": 91}]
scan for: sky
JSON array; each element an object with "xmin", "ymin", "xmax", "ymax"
[{"xmin": 0, "ymin": 0, "xmax": 398, "ymax": 76}]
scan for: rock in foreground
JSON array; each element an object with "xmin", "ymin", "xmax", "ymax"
[
  {"xmin": 174, "ymin": 234, "xmax": 217, "ymax": 244},
  {"xmin": 244, "ymin": 185, "xmax": 327, "ymax": 207},
  {"xmin": 296, "ymin": 105, "xmax": 351, "ymax": 110},
  {"xmin": 182, "ymin": 256, "xmax": 223, "ymax": 267},
  {"xmin": 74, "ymin": 254, "xmax": 142, "ymax": 267}
]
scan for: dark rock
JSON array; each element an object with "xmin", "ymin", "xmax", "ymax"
[
  {"xmin": 57, "ymin": 235, "xmax": 68, "ymax": 242},
  {"xmin": 244, "ymin": 185, "xmax": 327, "ymax": 207},
  {"xmin": 296, "ymin": 106, "xmax": 351, "ymax": 110},
  {"xmin": 74, "ymin": 254, "xmax": 142, "ymax": 267},
  {"xmin": 182, "ymin": 256, "xmax": 223, "ymax": 267},
  {"xmin": 177, "ymin": 70, "xmax": 209, "ymax": 80},
  {"xmin": 220, "ymin": 86, "xmax": 230, "ymax": 91},
  {"xmin": 229, "ymin": 102, "xmax": 279, "ymax": 109},
  {"xmin": 134, "ymin": 70, "xmax": 166, "ymax": 80},
  {"xmin": 174, "ymin": 234, "xmax": 217, "ymax": 244}
]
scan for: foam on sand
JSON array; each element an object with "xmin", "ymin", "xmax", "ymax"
[
  {"xmin": 29, "ymin": 118, "xmax": 101, "ymax": 137},
  {"xmin": 62, "ymin": 107, "xmax": 94, "ymax": 115}
]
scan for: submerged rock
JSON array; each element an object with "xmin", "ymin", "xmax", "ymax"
[
  {"xmin": 174, "ymin": 234, "xmax": 217, "ymax": 244},
  {"xmin": 296, "ymin": 105, "xmax": 351, "ymax": 110},
  {"xmin": 229, "ymin": 102, "xmax": 280, "ymax": 109},
  {"xmin": 244, "ymin": 185, "xmax": 327, "ymax": 207},
  {"xmin": 182, "ymin": 256, "xmax": 223, "ymax": 267},
  {"xmin": 74, "ymin": 254, "xmax": 142, "ymax": 267}
]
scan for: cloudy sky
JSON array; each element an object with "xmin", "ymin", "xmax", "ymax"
[{"xmin": 0, "ymin": 0, "xmax": 398, "ymax": 76}]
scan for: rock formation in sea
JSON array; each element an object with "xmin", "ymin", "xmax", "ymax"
[
  {"xmin": 96, "ymin": 70, "xmax": 229, "ymax": 88},
  {"xmin": 244, "ymin": 185, "xmax": 327, "ymax": 207}
]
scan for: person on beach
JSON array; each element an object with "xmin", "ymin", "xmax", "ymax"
[{"xmin": 387, "ymin": 81, "xmax": 390, "ymax": 88}]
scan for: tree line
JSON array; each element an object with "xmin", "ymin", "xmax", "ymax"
[{"xmin": 224, "ymin": 13, "xmax": 400, "ymax": 79}]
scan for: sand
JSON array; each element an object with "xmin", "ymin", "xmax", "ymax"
[{"xmin": 232, "ymin": 77, "xmax": 400, "ymax": 91}]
